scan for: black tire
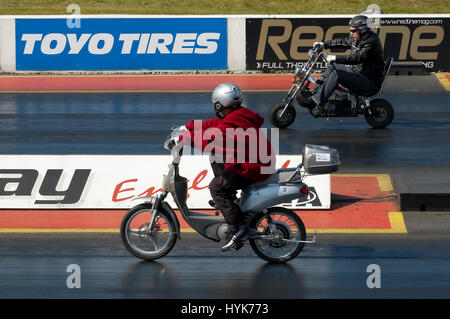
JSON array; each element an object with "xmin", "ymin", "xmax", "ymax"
[
  {"xmin": 364, "ymin": 98, "xmax": 394, "ymax": 128},
  {"xmin": 249, "ymin": 207, "xmax": 306, "ymax": 263},
  {"xmin": 269, "ymin": 102, "xmax": 296, "ymax": 129},
  {"xmin": 120, "ymin": 203, "xmax": 177, "ymax": 260}
]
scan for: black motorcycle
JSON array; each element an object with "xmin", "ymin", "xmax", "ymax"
[{"xmin": 269, "ymin": 45, "xmax": 394, "ymax": 129}]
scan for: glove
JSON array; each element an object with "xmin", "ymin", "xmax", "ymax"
[
  {"xmin": 313, "ymin": 42, "xmax": 324, "ymax": 51},
  {"xmin": 164, "ymin": 135, "xmax": 182, "ymax": 150},
  {"xmin": 326, "ymin": 55, "xmax": 336, "ymax": 63},
  {"xmin": 171, "ymin": 125, "xmax": 187, "ymax": 132}
]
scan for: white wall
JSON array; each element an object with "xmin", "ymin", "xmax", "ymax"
[
  {"xmin": 0, "ymin": 17, "xmax": 15, "ymax": 72},
  {"xmin": 227, "ymin": 17, "xmax": 246, "ymax": 72}
]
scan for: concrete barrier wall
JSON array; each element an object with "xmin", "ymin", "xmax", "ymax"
[{"xmin": 0, "ymin": 17, "xmax": 15, "ymax": 72}]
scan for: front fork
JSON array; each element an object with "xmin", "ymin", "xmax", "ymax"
[
  {"xmin": 279, "ymin": 82, "xmax": 301, "ymax": 118},
  {"xmin": 279, "ymin": 76, "xmax": 316, "ymax": 118},
  {"xmin": 142, "ymin": 192, "xmax": 167, "ymax": 235}
]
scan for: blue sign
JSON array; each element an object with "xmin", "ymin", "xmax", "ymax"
[{"xmin": 16, "ymin": 18, "xmax": 227, "ymax": 70}]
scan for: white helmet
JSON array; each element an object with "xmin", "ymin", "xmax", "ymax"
[{"xmin": 212, "ymin": 83, "xmax": 243, "ymax": 118}]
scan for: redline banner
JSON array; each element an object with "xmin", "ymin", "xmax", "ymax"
[
  {"xmin": 246, "ymin": 16, "xmax": 450, "ymax": 72},
  {"xmin": 0, "ymin": 155, "xmax": 330, "ymax": 209}
]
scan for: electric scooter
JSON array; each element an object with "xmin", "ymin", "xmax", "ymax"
[{"xmin": 120, "ymin": 128, "xmax": 340, "ymax": 263}]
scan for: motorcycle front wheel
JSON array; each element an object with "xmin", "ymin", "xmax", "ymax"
[
  {"xmin": 120, "ymin": 203, "xmax": 177, "ymax": 260},
  {"xmin": 269, "ymin": 102, "xmax": 296, "ymax": 128},
  {"xmin": 249, "ymin": 207, "xmax": 306, "ymax": 263}
]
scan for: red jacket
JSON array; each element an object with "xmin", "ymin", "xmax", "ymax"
[{"xmin": 181, "ymin": 106, "xmax": 275, "ymax": 182}]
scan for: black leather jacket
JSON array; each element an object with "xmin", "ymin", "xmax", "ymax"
[{"xmin": 323, "ymin": 31, "xmax": 385, "ymax": 87}]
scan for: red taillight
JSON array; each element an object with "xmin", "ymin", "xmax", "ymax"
[{"xmin": 300, "ymin": 186, "xmax": 309, "ymax": 195}]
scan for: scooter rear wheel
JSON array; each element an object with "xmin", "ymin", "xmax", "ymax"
[
  {"xmin": 249, "ymin": 207, "xmax": 306, "ymax": 263},
  {"xmin": 120, "ymin": 203, "xmax": 177, "ymax": 260},
  {"xmin": 269, "ymin": 102, "xmax": 296, "ymax": 129}
]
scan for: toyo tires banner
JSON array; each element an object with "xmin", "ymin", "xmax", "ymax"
[
  {"xmin": 15, "ymin": 18, "xmax": 227, "ymax": 70},
  {"xmin": 0, "ymin": 155, "xmax": 330, "ymax": 210},
  {"xmin": 246, "ymin": 16, "xmax": 450, "ymax": 72}
]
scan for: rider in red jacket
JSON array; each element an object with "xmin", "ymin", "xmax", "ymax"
[
  {"xmin": 168, "ymin": 83, "xmax": 275, "ymax": 251},
  {"xmin": 182, "ymin": 102, "xmax": 274, "ymax": 182}
]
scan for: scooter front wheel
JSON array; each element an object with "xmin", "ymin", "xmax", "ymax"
[
  {"xmin": 120, "ymin": 203, "xmax": 177, "ymax": 260},
  {"xmin": 269, "ymin": 102, "xmax": 296, "ymax": 128},
  {"xmin": 249, "ymin": 207, "xmax": 306, "ymax": 263}
]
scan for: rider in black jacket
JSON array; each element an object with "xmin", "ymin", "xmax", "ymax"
[{"xmin": 305, "ymin": 15, "xmax": 385, "ymax": 116}]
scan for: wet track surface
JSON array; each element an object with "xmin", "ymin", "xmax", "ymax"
[
  {"xmin": 0, "ymin": 75, "xmax": 449, "ymax": 298},
  {"xmin": 0, "ymin": 75, "xmax": 449, "ymax": 174},
  {"xmin": 1, "ymin": 212, "xmax": 450, "ymax": 298}
]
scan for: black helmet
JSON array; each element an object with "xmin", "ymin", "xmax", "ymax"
[{"xmin": 349, "ymin": 15, "xmax": 371, "ymax": 35}]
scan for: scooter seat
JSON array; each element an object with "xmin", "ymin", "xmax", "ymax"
[{"xmin": 245, "ymin": 168, "xmax": 298, "ymax": 189}]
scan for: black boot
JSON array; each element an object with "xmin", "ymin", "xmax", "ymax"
[
  {"xmin": 310, "ymin": 105, "xmax": 322, "ymax": 117},
  {"xmin": 296, "ymin": 91, "xmax": 316, "ymax": 109}
]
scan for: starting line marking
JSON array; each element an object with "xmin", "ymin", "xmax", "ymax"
[
  {"xmin": 0, "ymin": 212, "xmax": 407, "ymax": 234},
  {"xmin": 333, "ymin": 173, "xmax": 394, "ymax": 192},
  {"xmin": 436, "ymin": 73, "xmax": 450, "ymax": 91},
  {"xmin": 310, "ymin": 212, "xmax": 407, "ymax": 234}
]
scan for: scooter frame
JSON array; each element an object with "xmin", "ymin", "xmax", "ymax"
[{"xmin": 131, "ymin": 151, "xmax": 316, "ymax": 245}]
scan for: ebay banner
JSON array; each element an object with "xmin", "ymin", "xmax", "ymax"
[{"xmin": 0, "ymin": 155, "xmax": 330, "ymax": 209}]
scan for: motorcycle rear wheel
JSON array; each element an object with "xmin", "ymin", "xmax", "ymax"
[
  {"xmin": 120, "ymin": 203, "xmax": 177, "ymax": 260},
  {"xmin": 269, "ymin": 102, "xmax": 296, "ymax": 129},
  {"xmin": 249, "ymin": 207, "xmax": 306, "ymax": 263},
  {"xmin": 364, "ymin": 98, "xmax": 394, "ymax": 128}
]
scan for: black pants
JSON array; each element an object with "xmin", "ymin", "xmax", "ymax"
[
  {"xmin": 311, "ymin": 64, "xmax": 379, "ymax": 106},
  {"xmin": 209, "ymin": 162, "xmax": 253, "ymax": 233}
]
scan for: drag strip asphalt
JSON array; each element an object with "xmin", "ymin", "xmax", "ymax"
[
  {"xmin": 0, "ymin": 75, "xmax": 448, "ymax": 171},
  {"xmin": 0, "ymin": 212, "xmax": 449, "ymax": 298}
]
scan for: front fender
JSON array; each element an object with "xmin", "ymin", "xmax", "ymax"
[{"xmin": 161, "ymin": 202, "xmax": 181, "ymax": 240}]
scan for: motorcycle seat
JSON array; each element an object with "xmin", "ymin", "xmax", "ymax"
[{"xmin": 350, "ymin": 57, "xmax": 394, "ymax": 99}]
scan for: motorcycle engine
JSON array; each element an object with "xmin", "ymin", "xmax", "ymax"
[{"xmin": 328, "ymin": 98, "xmax": 353, "ymax": 116}]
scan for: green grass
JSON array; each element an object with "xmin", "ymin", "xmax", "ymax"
[{"xmin": 1, "ymin": 0, "xmax": 449, "ymax": 15}]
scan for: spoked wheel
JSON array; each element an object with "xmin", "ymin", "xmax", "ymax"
[
  {"xmin": 249, "ymin": 207, "xmax": 306, "ymax": 263},
  {"xmin": 120, "ymin": 204, "xmax": 177, "ymax": 260},
  {"xmin": 364, "ymin": 98, "xmax": 394, "ymax": 128},
  {"xmin": 269, "ymin": 102, "xmax": 296, "ymax": 128}
]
